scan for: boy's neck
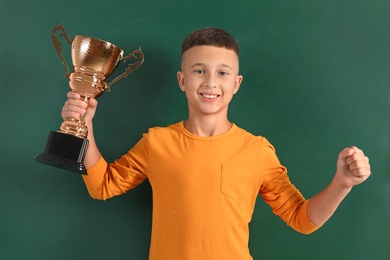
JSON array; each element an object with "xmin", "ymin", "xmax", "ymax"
[{"xmin": 183, "ymin": 116, "xmax": 232, "ymax": 137}]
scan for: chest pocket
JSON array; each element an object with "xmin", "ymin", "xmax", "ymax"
[{"xmin": 220, "ymin": 164, "xmax": 249, "ymax": 200}]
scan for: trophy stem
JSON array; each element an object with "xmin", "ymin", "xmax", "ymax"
[{"xmin": 60, "ymin": 94, "xmax": 90, "ymax": 138}]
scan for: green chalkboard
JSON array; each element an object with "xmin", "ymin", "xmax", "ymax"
[{"xmin": 1, "ymin": 0, "xmax": 389, "ymax": 259}]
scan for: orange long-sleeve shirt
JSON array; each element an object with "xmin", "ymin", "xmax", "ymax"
[{"xmin": 83, "ymin": 121, "xmax": 319, "ymax": 259}]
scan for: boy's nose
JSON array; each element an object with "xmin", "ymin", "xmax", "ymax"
[{"xmin": 204, "ymin": 75, "xmax": 217, "ymax": 88}]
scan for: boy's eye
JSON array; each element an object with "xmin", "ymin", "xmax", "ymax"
[
  {"xmin": 194, "ymin": 69, "xmax": 205, "ymax": 74},
  {"xmin": 219, "ymin": 71, "xmax": 228, "ymax": 76}
]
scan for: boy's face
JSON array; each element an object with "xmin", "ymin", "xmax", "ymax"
[{"xmin": 177, "ymin": 46, "xmax": 243, "ymax": 118}]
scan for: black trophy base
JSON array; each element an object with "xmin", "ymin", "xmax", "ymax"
[{"xmin": 35, "ymin": 131, "xmax": 89, "ymax": 174}]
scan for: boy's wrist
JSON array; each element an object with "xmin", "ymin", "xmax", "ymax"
[{"xmin": 331, "ymin": 174, "xmax": 353, "ymax": 194}]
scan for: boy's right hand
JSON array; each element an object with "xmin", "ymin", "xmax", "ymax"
[{"xmin": 61, "ymin": 91, "xmax": 98, "ymax": 123}]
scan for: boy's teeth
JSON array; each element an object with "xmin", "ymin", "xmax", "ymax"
[{"xmin": 203, "ymin": 94, "xmax": 218, "ymax": 98}]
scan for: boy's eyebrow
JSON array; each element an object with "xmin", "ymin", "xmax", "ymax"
[
  {"xmin": 190, "ymin": 63, "xmax": 204, "ymax": 68},
  {"xmin": 190, "ymin": 63, "xmax": 233, "ymax": 69}
]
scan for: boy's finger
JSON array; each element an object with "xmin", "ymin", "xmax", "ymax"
[
  {"xmin": 67, "ymin": 91, "xmax": 80, "ymax": 99},
  {"xmin": 338, "ymin": 147, "xmax": 354, "ymax": 160}
]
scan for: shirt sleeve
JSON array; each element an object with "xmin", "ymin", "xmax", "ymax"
[
  {"xmin": 259, "ymin": 139, "xmax": 320, "ymax": 234},
  {"xmin": 82, "ymin": 134, "xmax": 149, "ymax": 200}
]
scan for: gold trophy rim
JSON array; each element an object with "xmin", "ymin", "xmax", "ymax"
[{"xmin": 72, "ymin": 34, "xmax": 124, "ymax": 53}]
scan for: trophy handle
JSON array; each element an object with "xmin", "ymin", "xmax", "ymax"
[
  {"xmin": 51, "ymin": 22, "xmax": 73, "ymax": 78},
  {"xmin": 106, "ymin": 47, "xmax": 145, "ymax": 91}
]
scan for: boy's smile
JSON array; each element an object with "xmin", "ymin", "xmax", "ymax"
[{"xmin": 200, "ymin": 93, "xmax": 220, "ymax": 101}]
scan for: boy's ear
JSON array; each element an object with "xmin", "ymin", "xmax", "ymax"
[
  {"xmin": 233, "ymin": 75, "xmax": 243, "ymax": 94},
  {"xmin": 177, "ymin": 71, "xmax": 185, "ymax": 91}
]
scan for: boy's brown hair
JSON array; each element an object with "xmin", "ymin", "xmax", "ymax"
[{"xmin": 181, "ymin": 27, "xmax": 239, "ymax": 56}]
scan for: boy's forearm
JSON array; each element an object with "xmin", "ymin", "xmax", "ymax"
[{"xmin": 307, "ymin": 178, "xmax": 352, "ymax": 227}]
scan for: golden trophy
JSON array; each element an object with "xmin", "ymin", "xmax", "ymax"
[{"xmin": 35, "ymin": 22, "xmax": 144, "ymax": 174}]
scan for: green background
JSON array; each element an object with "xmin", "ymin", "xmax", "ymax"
[{"xmin": 1, "ymin": 0, "xmax": 389, "ymax": 259}]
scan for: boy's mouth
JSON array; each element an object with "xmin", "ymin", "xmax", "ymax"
[{"xmin": 201, "ymin": 93, "xmax": 219, "ymax": 99}]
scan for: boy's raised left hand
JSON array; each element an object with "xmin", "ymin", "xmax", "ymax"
[{"xmin": 334, "ymin": 146, "xmax": 371, "ymax": 189}]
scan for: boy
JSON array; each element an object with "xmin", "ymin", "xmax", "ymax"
[{"xmin": 61, "ymin": 28, "xmax": 371, "ymax": 259}]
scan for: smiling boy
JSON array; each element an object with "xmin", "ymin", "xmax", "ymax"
[{"xmin": 61, "ymin": 28, "xmax": 371, "ymax": 259}]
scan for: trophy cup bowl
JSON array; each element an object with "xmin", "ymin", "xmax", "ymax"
[{"xmin": 35, "ymin": 23, "xmax": 144, "ymax": 174}]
